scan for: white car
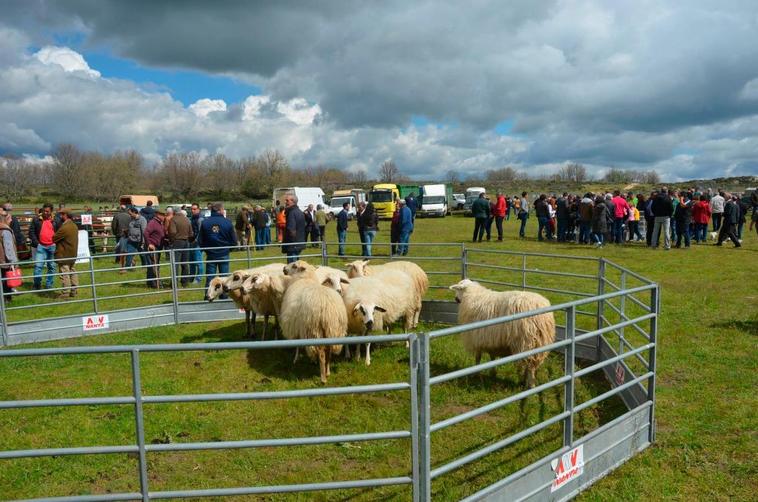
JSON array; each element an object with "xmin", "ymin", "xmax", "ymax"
[{"xmin": 453, "ymin": 193, "xmax": 466, "ymax": 209}]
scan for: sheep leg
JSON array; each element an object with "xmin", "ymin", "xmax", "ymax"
[
  {"xmin": 293, "ymin": 347, "xmax": 300, "ymax": 365},
  {"xmin": 261, "ymin": 315, "xmax": 269, "ymax": 341},
  {"xmin": 251, "ymin": 311, "xmax": 258, "ymax": 338},
  {"xmin": 318, "ymin": 348, "xmax": 328, "ymax": 383},
  {"xmin": 365, "ymin": 342, "xmax": 371, "ymax": 366},
  {"xmin": 244, "ymin": 310, "xmax": 251, "ymax": 338},
  {"xmin": 325, "ymin": 347, "xmax": 332, "ymax": 377}
]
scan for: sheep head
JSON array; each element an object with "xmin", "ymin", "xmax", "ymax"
[
  {"xmin": 224, "ymin": 270, "xmax": 251, "ymax": 292},
  {"xmin": 206, "ymin": 276, "xmax": 227, "ymax": 302},
  {"xmin": 282, "ymin": 260, "xmax": 317, "ymax": 279},
  {"xmin": 242, "ymin": 273, "xmax": 268, "ymax": 293},
  {"xmin": 352, "ymin": 302, "xmax": 387, "ymax": 331},
  {"xmin": 449, "ymin": 278, "xmax": 477, "ymax": 304},
  {"xmin": 346, "ymin": 259, "xmax": 370, "ymax": 278},
  {"xmin": 321, "ymin": 274, "xmax": 350, "ymax": 294}
]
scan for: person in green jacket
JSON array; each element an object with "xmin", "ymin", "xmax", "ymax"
[
  {"xmin": 315, "ymin": 205, "xmax": 328, "ymax": 244},
  {"xmin": 471, "ymin": 193, "xmax": 491, "ymax": 242}
]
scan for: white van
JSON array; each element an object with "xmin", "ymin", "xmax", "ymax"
[
  {"xmin": 329, "ymin": 196, "xmax": 357, "ymax": 219},
  {"xmin": 419, "ymin": 184, "xmax": 448, "ymax": 217},
  {"xmin": 273, "ymin": 187, "xmax": 326, "ymax": 212}
]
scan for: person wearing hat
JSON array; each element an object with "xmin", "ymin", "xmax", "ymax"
[
  {"xmin": 53, "ymin": 208, "xmax": 79, "ymax": 299},
  {"xmin": 145, "ymin": 209, "xmax": 166, "ymax": 288},
  {"xmin": 235, "ymin": 205, "xmax": 252, "ymax": 247},
  {"xmin": 396, "ymin": 199, "xmax": 414, "ymax": 256}
]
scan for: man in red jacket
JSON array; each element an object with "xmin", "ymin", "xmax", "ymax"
[
  {"xmin": 145, "ymin": 210, "xmax": 166, "ymax": 288},
  {"xmin": 494, "ymin": 192, "xmax": 507, "ymax": 241},
  {"xmin": 691, "ymin": 195, "xmax": 711, "ymax": 244}
]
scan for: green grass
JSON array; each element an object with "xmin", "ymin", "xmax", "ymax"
[{"xmin": 1, "ymin": 215, "xmax": 757, "ymax": 500}]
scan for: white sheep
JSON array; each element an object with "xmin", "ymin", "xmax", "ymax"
[
  {"xmin": 206, "ymin": 276, "xmax": 257, "ymax": 337},
  {"xmin": 346, "ymin": 259, "xmax": 428, "ymax": 327},
  {"xmin": 449, "ymin": 279, "xmax": 556, "ymax": 388},
  {"xmin": 315, "ymin": 265, "xmax": 350, "ymax": 294},
  {"xmin": 341, "ymin": 274, "xmax": 417, "ymax": 365},
  {"xmin": 222, "ymin": 263, "xmax": 285, "ymax": 339},
  {"xmin": 279, "ymin": 260, "xmax": 348, "ymax": 382}
]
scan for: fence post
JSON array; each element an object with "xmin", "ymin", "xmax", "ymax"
[
  {"xmin": 321, "ymin": 240, "xmax": 328, "ymax": 266},
  {"xmin": 130, "ymin": 350, "xmax": 150, "ymax": 502},
  {"xmin": 596, "ymin": 258, "xmax": 606, "ymax": 362},
  {"xmin": 563, "ymin": 306, "xmax": 576, "ymax": 447},
  {"xmin": 521, "ymin": 254, "xmax": 527, "ymax": 290},
  {"xmin": 461, "ymin": 244, "xmax": 467, "ymax": 279},
  {"xmin": 89, "ymin": 255, "xmax": 98, "ymax": 314},
  {"xmin": 169, "ymin": 249, "xmax": 180, "ymax": 325},
  {"xmin": 0, "ymin": 275, "xmax": 8, "ymax": 346},
  {"xmin": 416, "ymin": 332, "xmax": 431, "ymax": 501},
  {"xmin": 408, "ymin": 332, "xmax": 420, "ymax": 502},
  {"xmin": 647, "ymin": 285, "xmax": 659, "ymax": 443}
]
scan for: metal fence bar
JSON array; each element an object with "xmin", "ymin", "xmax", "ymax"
[
  {"xmin": 604, "ymin": 300, "xmax": 653, "ymax": 342},
  {"xmin": 168, "ymin": 249, "xmax": 180, "ymax": 325},
  {"xmin": 130, "ymin": 350, "xmax": 150, "ymax": 502},
  {"xmin": 574, "ymin": 314, "xmax": 656, "ymax": 344},
  {"xmin": 573, "ymin": 372, "xmax": 654, "ymax": 413},
  {"xmin": 0, "ymin": 396, "xmax": 136, "ymax": 409},
  {"xmin": 461, "ymin": 243, "xmax": 467, "ymax": 279},
  {"xmin": 0, "ymin": 445, "xmax": 138, "ymax": 460},
  {"xmin": 0, "ymin": 275, "xmax": 8, "ymax": 346},
  {"xmin": 521, "ymin": 254, "xmax": 527, "ymax": 290},
  {"xmin": 466, "ymin": 262, "xmax": 597, "ymax": 280},
  {"xmin": 408, "ymin": 333, "xmax": 421, "ymax": 502},
  {"xmin": 463, "ymin": 248, "xmax": 599, "ymax": 261},
  {"xmin": 574, "ymin": 344, "xmax": 654, "ymax": 379},
  {"xmin": 564, "ymin": 306, "xmax": 576, "ymax": 448},
  {"xmin": 14, "ymin": 492, "xmax": 143, "ymax": 502},
  {"xmin": 648, "ymin": 286, "xmax": 659, "ymax": 443},
  {"xmin": 417, "ymin": 332, "xmax": 431, "ymax": 501},
  {"xmin": 89, "ymin": 255, "xmax": 98, "ymax": 314}
]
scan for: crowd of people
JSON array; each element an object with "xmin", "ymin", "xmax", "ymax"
[{"xmin": 470, "ymin": 187, "xmax": 756, "ymax": 250}]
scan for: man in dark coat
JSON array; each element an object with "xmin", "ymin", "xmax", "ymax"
[
  {"xmin": 282, "ymin": 194, "xmax": 306, "ymax": 263},
  {"xmin": 404, "ymin": 193, "xmax": 418, "ymax": 221},
  {"xmin": 471, "ymin": 192, "xmax": 490, "ymax": 242},
  {"xmin": 337, "ymin": 202, "xmax": 349, "ymax": 257},
  {"xmin": 199, "ymin": 202, "xmax": 237, "ymax": 292},
  {"xmin": 2, "ymin": 203, "xmax": 24, "ymax": 248},
  {"xmin": 716, "ymin": 194, "xmax": 741, "ymax": 248},
  {"xmin": 651, "ymin": 188, "xmax": 674, "ymax": 250}
]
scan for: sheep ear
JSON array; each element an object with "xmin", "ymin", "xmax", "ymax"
[
  {"xmin": 353, "ymin": 304, "xmax": 362, "ymax": 313},
  {"xmin": 340, "ymin": 278, "xmax": 350, "ymax": 284},
  {"xmin": 321, "ymin": 278, "xmax": 332, "ymax": 287},
  {"xmin": 253, "ymin": 274, "xmax": 265, "ymax": 285},
  {"xmin": 362, "ymin": 259, "xmax": 370, "ymax": 265},
  {"xmin": 374, "ymin": 306, "xmax": 387, "ymax": 313}
]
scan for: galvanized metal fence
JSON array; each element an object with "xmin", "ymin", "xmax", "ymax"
[{"xmin": 0, "ymin": 242, "xmax": 658, "ymax": 501}]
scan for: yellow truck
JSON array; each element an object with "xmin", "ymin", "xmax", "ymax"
[{"xmin": 368, "ymin": 183, "xmax": 399, "ymax": 219}]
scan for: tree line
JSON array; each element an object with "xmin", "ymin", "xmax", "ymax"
[{"xmin": 0, "ymin": 144, "xmax": 663, "ymax": 203}]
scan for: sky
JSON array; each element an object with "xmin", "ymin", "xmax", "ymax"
[{"xmin": 1, "ymin": 0, "xmax": 758, "ymax": 181}]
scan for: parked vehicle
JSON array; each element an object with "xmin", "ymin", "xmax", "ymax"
[
  {"xmin": 333, "ymin": 188, "xmax": 366, "ymax": 206},
  {"xmin": 453, "ymin": 193, "xmax": 466, "ymax": 210},
  {"xmin": 273, "ymin": 187, "xmax": 325, "ymax": 212},
  {"xmin": 418, "ymin": 183, "xmax": 450, "ymax": 217},
  {"xmin": 329, "ymin": 195, "xmax": 357, "ymax": 219},
  {"xmin": 397, "ymin": 184, "xmax": 421, "ymax": 201},
  {"xmin": 463, "ymin": 187, "xmax": 487, "ymax": 215},
  {"xmin": 119, "ymin": 195, "xmax": 159, "ymax": 210},
  {"xmin": 368, "ymin": 183, "xmax": 399, "ymax": 219}
]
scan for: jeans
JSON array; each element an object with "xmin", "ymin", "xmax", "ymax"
[
  {"xmin": 398, "ymin": 231, "xmax": 411, "ymax": 255},
  {"xmin": 592, "ymin": 232, "xmax": 604, "ymax": 245},
  {"xmin": 255, "ymin": 227, "xmax": 266, "ymax": 250},
  {"xmin": 694, "ymin": 223, "xmax": 708, "ymax": 242},
  {"xmin": 189, "ymin": 245, "xmax": 204, "ymax": 283},
  {"xmin": 557, "ymin": 218, "xmax": 568, "ymax": 242},
  {"xmin": 737, "ymin": 222, "xmax": 744, "ymax": 240},
  {"xmin": 628, "ymin": 221, "xmax": 642, "ymax": 241},
  {"xmin": 518, "ymin": 213, "xmax": 528, "ymax": 237},
  {"xmin": 712, "ymin": 213, "xmax": 722, "ymax": 232},
  {"xmin": 125, "ymin": 242, "xmax": 147, "ymax": 268},
  {"xmin": 359, "ymin": 229, "xmax": 367, "ymax": 256},
  {"xmin": 337, "ymin": 229, "xmax": 347, "ymax": 256},
  {"xmin": 537, "ymin": 217, "xmax": 550, "ymax": 241},
  {"xmin": 364, "ymin": 230, "xmax": 376, "ymax": 257},
  {"xmin": 645, "ymin": 217, "xmax": 655, "ymax": 246},
  {"xmin": 172, "ymin": 240, "xmax": 190, "ymax": 286},
  {"xmin": 473, "ymin": 217, "xmax": 487, "ymax": 242},
  {"xmin": 286, "ymin": 250, "xmax": 302, "ymax": 263},
  {"xmin": 495, "ymin": 216, "xmax": 504, "ymax": 240},
  {"xmin": 579, "ymin": 221, "xmax": 591, "ymax": 244},
  {"xmin": 264, "ymin": 226, "xmax": 272, "ymax": 245},
  {"xmin": 652, "ymin": 217, "xmax": 671, "ymax": 249},
  {"xmin": 675, "ymin": 224, "xmax": 690, "ymax": 247},
  {"xmin": 33, "ymin": 243, "xmax": 57, "ymax": 289},
  {"xmin": 613, "ymin": 218, "xmax": 625, "ymax": 244},
  {"xmin": 205, "ymin": 255, "xmax": 230, "ymax": 288},
  {"xmin": 485, "ymin": 216, "xmax": 493, "ymax": 240}
]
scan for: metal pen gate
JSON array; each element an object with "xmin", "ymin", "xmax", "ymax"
[{"xmin": 0, "ymin": 242, "xmax": 658, "ymax": 501}]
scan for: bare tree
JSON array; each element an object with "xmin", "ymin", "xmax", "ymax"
[
  {"xmin": 559, "ymin": 163, "xmax": 588, "ymax": 183},
  {"xmin": 0, "ymin": 157, "xmax": 34, "ymax": 199},
  {"xmin": 160, "ymin": 152, "xmax": 205, "ymax": 199},
  {"xmin": 378, "ymin": 160, "xmax": 400, "ymax": 183},
  {"xmin": 52, "ymin": 144, "xmax": 85, "ymax": 199},
  {"xmin": 446, "ymin": 169, "xmax": 459, "ymax": 184},
  {"xmin": 350, "ymin": 169, "xmax": 368, "ymax": 185},
  {"xmin": 486, "ymin": 166, "xmax": 519, "ymax": 184}
]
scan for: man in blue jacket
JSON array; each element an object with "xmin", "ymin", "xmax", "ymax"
[
  {"xmin": 282, "ymin": 194, "xmax": 306, "ymax": 263},
  {"xmin": 397, "ymin": 199, "xmax": 414, "ymax": 256},
  {"xmin": 199, "ymin": 202, "xmax": 237, "ymax": 295}
]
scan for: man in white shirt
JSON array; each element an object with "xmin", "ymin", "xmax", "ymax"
[{"xmin": 710, "ymin": 190, "xmax": 725, "ymax": 232}]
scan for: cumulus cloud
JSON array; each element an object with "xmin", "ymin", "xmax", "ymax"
[{"xmin": 1, "ymin": 2, "xmax": 758, "ymax": 181}]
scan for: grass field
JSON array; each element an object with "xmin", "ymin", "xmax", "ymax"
[{"xmin": 1, "ymin": 214, "xmax": 756, "ymax": 501}]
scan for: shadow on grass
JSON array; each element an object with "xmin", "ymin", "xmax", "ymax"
[{"xmin": 708, "ymin": 318, "xmax": 758, "ymax": 336}]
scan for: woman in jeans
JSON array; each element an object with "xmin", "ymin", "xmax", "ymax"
[{"xmin": 357, "ymin": 202, "xmax": 379, "ymax": 257}]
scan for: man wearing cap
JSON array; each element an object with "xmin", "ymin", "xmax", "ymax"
[
  {"xmin": 145, "ymin": 210, "xmax": 166, "ymax": 288},
  {"xmin": 2, "ymin": 203, "xmax": 24, "ymax": 248},
  {"xmin": 199, "ymin": 202, "xmax": 237, "ymax": 292},
  {"xmin": 397, "ymin": 199, "xmax": 414, "ymax": 256},
  {"xmin": 167, "ymin": 207, "xmax": 194, "ymax": 287},
  {"xmin": 53, "ymin": 209, "xmax": 79, "ymax": 299}
]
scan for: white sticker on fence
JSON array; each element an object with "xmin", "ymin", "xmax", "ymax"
[
  {"xmin": 550, "ymin": 444, "xmax": 584, "ymax": 492},
  {"xmin": 82, "ymin": 314, "xmax": 110, "ymax": 332},
  {"xmin": 81, "ymin": 214, "xmax": 93, "ymax": 225},
  {"xmin": 75, "ymin": 230, "xmax": 91, "ymax": 265}
]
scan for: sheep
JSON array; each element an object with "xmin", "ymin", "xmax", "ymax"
[
  {"xmin": 222, "ymin": 263, "xmax": 285, "ymax": 339},
  {"xmin": 279, "ymin": 260, "xmax": 348, "ymax": 382},
  {"xmin": 206, "ymin": 275, "xmax": 256, "ymax": 337},
  {"xmin": 346, "ymin": 259, "xmax": 428, "ymax": 327},
  {"xmin": 341, "ymin": 274, "xmax": 417, "ymax": 366},
  {"xmin": 315, "ymin": 265, "xmax": 350, "ymax": 294},
  {"xmin": 449, "ymin": 279, "xmax": 556, "ymax": 388}
]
